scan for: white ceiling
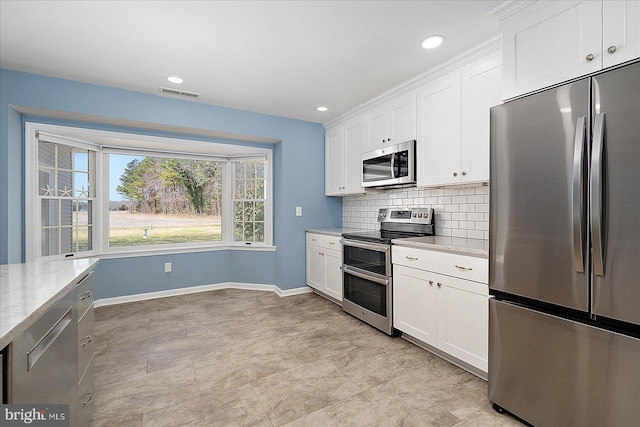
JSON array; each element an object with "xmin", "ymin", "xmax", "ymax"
[{"xmin": 0, "ymin": 1, "xmax": 502, "ymax": 124}]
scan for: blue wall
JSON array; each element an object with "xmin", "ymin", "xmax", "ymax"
[{"xmin": 0, "ymin": 69, "xmax": 342, "ymax": 297}]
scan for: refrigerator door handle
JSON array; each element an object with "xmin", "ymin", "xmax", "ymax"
[
  {"xmin": 572, "ymin": 116, "xmax": 587, "ymax": 273},
  {"xmin": 591, "ymin": 112, "xmax": 606, "ymax": 276}
]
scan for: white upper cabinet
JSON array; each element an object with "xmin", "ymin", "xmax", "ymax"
[
  {"xmin": 365, "ymin": 91, "xmax": 416, "ymax": 151},
  {"xmin": 325, "ymin": 117, "xmax": 365, "ymax": 196},
  {"xmin": 501, "ymin": 0, "xmax": 640, "ymax": 99},
  {"xmin": 603, "ymin": 0, "xmax": 640, "ymax": 68},
  {"xmin": 461, "ymin": 51, "xmax": 502, "ymax": 184},
  {"xmin": 417, "ymin": 51, "xmax": 502, "ymax": 187},
  {"xmin": 417, "ymin": 73, "xmax": 462, "ymax": 187}
]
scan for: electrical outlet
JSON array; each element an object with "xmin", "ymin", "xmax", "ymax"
[
  {"xmin": 296, "ymin": 206, "xmax": 302, "ymax": 216},
  {"xmin": 164, "ymin": 262, "xmax": 172, "ymax": 273}
]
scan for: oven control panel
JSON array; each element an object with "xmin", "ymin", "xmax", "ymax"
[{"xmin": 377, "ymin": 208, "xmax": 434, "ymax": 224}]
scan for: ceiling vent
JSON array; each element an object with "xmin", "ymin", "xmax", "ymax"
[{"xmin": 159, "ymin": 87, "xmax": 200, "ymax": 98}]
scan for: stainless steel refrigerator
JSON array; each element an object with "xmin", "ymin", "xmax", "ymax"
[{"xmin": 489, "ymin": 60, "xmax": 640, "ymax": 426}]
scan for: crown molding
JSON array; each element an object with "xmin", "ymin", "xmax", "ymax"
[
  {"xmin": 323, "ymin": 36, "xmax": 502, "ymax": 129},
  {"xmin": 489, "ymin": 0, "xmax": 538, "ymax": 21}
]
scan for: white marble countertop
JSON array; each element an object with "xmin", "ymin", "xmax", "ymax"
[
  {"xmin": 391, "ymin": 236, "xmax": 489, "ymax": 257},
  {"xmin": 0, "ymin": 257, "xmax": 99, "ymax": 349},
  {"xmin": 306, "ymin": 227, "xmax": 367, "ymax": 237}
]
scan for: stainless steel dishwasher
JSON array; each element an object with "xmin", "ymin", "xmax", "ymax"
[{"xmin": 8, "ymin": 287, "xmax": 77, "ymax": 411}]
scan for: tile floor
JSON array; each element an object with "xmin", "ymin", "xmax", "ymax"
[{"xmin": 90, "ymin": 289, "xmax": 524, "ymax": 426}]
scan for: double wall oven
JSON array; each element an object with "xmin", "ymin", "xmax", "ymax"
[{"xmin": 341, "ymin": 208, "xmax": 434, "ymax": 335}]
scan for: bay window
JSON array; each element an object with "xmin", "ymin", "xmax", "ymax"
[{"xmin": 26, "ymin": 123, "xmax": 273, "ymax": 261}]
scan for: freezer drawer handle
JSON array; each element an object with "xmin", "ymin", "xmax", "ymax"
[
  {"xmin": 80, "ymin": 392, "xmax": 93, "ymax": 407},
  {"xmin": 81, "ymin": 335, "xmax": 93, "ymax": 347},
  {"xmin": 591, "ymin": 113, "xmax": 606, "ymax": 276},
  {"xmin": 405, "ymin": 256, "xmax": 418, "ymax": 261},
  {"xmin": 27, "ymin": 308, "xmax": 73, "ymax": 371},
  {"xmin": 572, "ymin": 116, "xmax": 587, "ymax": 273},
  {"xmin": 455, "ymin": 265, "xmax": 472, "ymax": 271},
  {"xmin": 80, "ymin": 291, "xmax": 92, "ymax": 300}
]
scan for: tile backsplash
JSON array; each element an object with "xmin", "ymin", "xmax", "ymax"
[{"xmin": 342, "ymin": 184, "xmax": 489, "ymax": 240}]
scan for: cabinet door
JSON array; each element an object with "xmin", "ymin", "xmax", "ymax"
[
  {"xmin": 393, "ymin": 265, "xmax": 438, "ymax": 347},
  {"xmin": 343, "ymin": 117, "xmax": 365, "ymax": 194},
  {"xmin": 324, "ymin": 249, "xmax": 343, "ymax": 301},
  {"xmin": 416, "ymin": 73, "xmax": 462, "ymax": 187},
  {"xmin": 437, "ymin": 275, "xmax": 489, "ymax": 372},
  {"xmin": 325, "ymin": 126, "xmax": 344, "ymax": 195},
  {"xmin": 502, "ymin": 0, "xmax": 602, "ymax": 99},
  {"xmin": 306, "ymin": 245, "xmax": 325, "ymax": 290},
  {"xmin": 603, "ymin": 0, "xmax": 640, "ymax": 68},
  {"xmin": 388, "ymin": 92, "xmax": 417, "ymax": 144},
  {"xmin": 461, "ymin": 52, "xmax": 502, "ymax": 183},
  {"xmin": 365, "ymin": 106, "xmax": 388, "ymax": 151}
]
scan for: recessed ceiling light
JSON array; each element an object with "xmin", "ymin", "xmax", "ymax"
[
  {"xmin": 421, "ymin": 35, "xmax": 444, "ymax": 49},
  {"xmin": 167, "ymin": 76, "xmax": 184, "ymax": 84},
  {"xmin": 317, "ymin": 106, "xmax": 329, "ymax": 112}
]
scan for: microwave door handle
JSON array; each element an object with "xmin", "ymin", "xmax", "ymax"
[
  {"xmin": 572, "ymin": 116, "xmax": 586, "ymax": 273},
  {"xmin": 390, "ymin": 153, "xmax": 396, "ymax": 178},
  {"xmin": 591, "ymin": 112, "xmax": 606, "ymax": 276}
]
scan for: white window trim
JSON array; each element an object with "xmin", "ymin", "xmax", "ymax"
[{"xmin": 25, "ymin": 122, "xmax": 274, "ymax": 261}]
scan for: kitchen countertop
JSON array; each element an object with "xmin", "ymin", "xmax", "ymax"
[
  {"xmin": 391, "ymin": 236, "xmax": 489, "ymax": 258},
  {"xmin": 306, "ymin": 227, "xmax": 367, "ymax": 237},
  {"xmin": 0, "ymin": 257, "xmax": 99, "ymax": 349}
]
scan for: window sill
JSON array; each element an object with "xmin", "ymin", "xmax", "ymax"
[{"xmin": 74, "ymin": 244, "xmax": 276, "ymax": 260}]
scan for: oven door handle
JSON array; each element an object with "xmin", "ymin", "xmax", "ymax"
[
  {"xmin": 340, "ymin": 239, "xmax": 390, "ymax": 253},
  {"xmin": 341, "ymin": 265, "xmax": 390, "ymax": 286}
]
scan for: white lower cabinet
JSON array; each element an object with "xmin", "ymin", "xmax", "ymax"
[
  {"xmin": 306, "ymin": 232, "xmax": 342, "ymax": 302},
  {"xmin": 393, "ymin": 246, "xmax": 489, "ymax": 374}
]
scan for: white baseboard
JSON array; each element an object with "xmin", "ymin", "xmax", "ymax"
[{"xmin": 94, "ymin": 282, "xmax": 312, "ymax": 308}]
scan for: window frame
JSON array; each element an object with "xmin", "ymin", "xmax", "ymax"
[{"xmin": 25, "ymin": 122, "xmax": 274, "ymax": 261}]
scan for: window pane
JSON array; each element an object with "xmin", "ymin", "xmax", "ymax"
[
  {"xmin": 73, "ymin": 226, "xmax": 92, "ymax": 251},
  {"xmin": 235, "ymin": 162, "xmax": 245, "ymax": 180},
  {"xmin": 61, "ymin": 199, "xmax": 73, "ymax": 227},
  {"xmin": 255, "ymin": 179, "xmax": 264, "ymax": 199},
  {"xmin": 57, "ymin": 170, "xmax": 73, "ymax": 196},
  {"xmin": 255, "ymin": 222, "xmax": 264, "ymax": 242},
  {"xmin": 60, "ymin": 226, "xmax": 73, "ymax": 253},
  {"xmin": 57, "ymin": 144, "xmax": 73, "ymax": 170},
  {"xmin": 255, "ymin": 202, "xmax": 264, "ymax": 221},
  {"xmin": 74, "ymin": 172, "xmax": 90, "ymax": 197},
  {"xmin": 243, "ymin": 222, "xmax": 254, "ymax": 241},
  {"xmin": 41, "ymin": 200, "xmax": 59, "ymax": 227},
  {"xmin": 74, "ymin": 200, "xmax": 91, "ymax": 226},
  {"xmin": 38, "ymin": 142, "xmax": 55, "ymax": 167},
  {"xmin": 42, "ymin": 228, "xmax": 59, "ymax": 256},
  {"xmin": 108, "ymin": 154, "xmax": 223, "ymax": 247},
  {"xmin": 256, "ymin": 163, "xmax": 265, "ymax": 179},
  {"xmin": 235, "ymin": 223, "xmax": 243, "ymax": 241},
  {"xmin": 74, "ymin": 151, "xmax": 89, "ymax": 172},
  {"xmin": 235, "ymin": 180, "xmax": 245, "ymax": 199},
  {"xmin": 39, "ymin": 169, "xmax": 55, "ymax": 196}
]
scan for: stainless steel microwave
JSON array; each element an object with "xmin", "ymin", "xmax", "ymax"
[{"xmin": 362, "ymin": 140, "xmax": 416, "ymax": 188}]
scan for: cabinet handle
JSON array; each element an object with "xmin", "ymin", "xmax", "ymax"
[
  {"xmin": 382, "ymin": 139, "xmax": 385, "ymax": 143},
  {"xmin": 462, "ymin": 171, "xmax": 467, "ymax": 176},
  {"xmin": 428, "ymin": 280, "xmax": 434, "ymax": 285},
  {"xmin": 311, "ymin": 238, "xmax": 317, "ymax": 241},
  {"xmin": 80, "ymin": 291, "xmax": 92, "ymax": 300},
  {"xmin": 607, "ymin": 45, "xmax": 617, "ymax": 54},
  {"xmin": 405, "ymin": 256, "xmax": 418, "ymax": 261},
  {"xmin": 80, "ymin": 392, "xmax": 93, "ymax": 407},
  {"xmin": 453, "ymin": 172, "xmax": 458, "ymax": 177},
  {"xmin": 329, "ymin": 242, "xmax": 336, "ymax": 245},
  {"xmin": 81, "ymin": 335, "xmax": 93, "ymax": 347},
  {"xmin": 437, "ymin": 282, "xmax": 442, "ymax": 288},
  {"xmin": 585, "ymin": 53, "xmax": 595, "ymax": 61},
  {"xmin": 455, "ymin": 265, "xmax": 473, "ymax": 271},
  {"xmin": 387, "ymin": 138, "xmax": 391, "ymax": 142}
]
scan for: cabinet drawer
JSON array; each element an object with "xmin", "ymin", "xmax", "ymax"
[
  {"xmin": 78, "ymin": 306, "xmax": 94, "ymax": 378},
  {"xmin": 306, "ymin": 233, "xmax": 341, "ymax": 251},
  {"xmin": 76, "ymin": 272, "xmax": 94, "ymax": 319},
  {"xmin": 393, "ymin": 246, "xmax": 488, "ymax": 283},
  {"xmin": 77, "ymin": 355, "xmax": 95, "ymax": 427}
]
